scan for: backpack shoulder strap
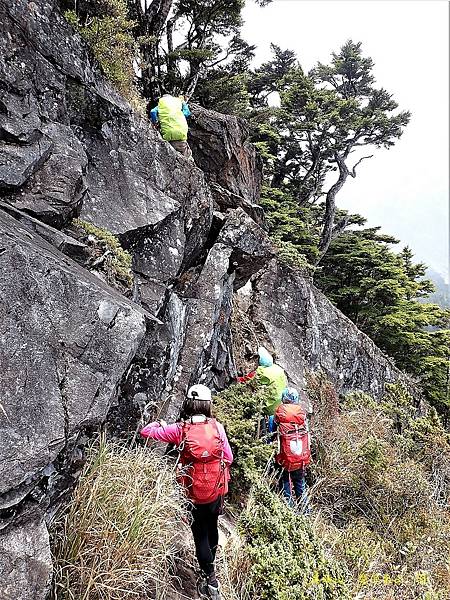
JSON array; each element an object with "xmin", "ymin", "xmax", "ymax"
[{"xmin": 178, "ymin": 420, "xmax": 191, "ymax": 452}]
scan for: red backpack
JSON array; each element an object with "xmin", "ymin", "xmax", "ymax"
[
  {"xmin": 275, "ymin": 404, "xmax": 311, "ymax": 472},
  {"xmin": 177, "ymin": 418, "xmax": 229, "ymax": 504}
]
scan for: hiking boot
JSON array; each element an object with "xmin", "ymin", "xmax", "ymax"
[
  {"xmin": 207, "ymin": 573, "xmax": 221, "ymax": 600},
  {"xmin": 208, "ymin": 583, "xmax": 221, "ymax": 600}
]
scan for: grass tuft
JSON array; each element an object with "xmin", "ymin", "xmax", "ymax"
[{"xmin": 51, "ymin": 439, "xmax": 190, "ymax": 600}]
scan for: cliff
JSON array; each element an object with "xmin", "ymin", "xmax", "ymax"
[{"xmin": 0, "ymin": 1, "xmax": 420, "ymax": 598}]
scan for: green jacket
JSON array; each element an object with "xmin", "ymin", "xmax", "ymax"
[
  {"xmin": 157, "ymin": 96, "xmax": 189, "ymax": 141},
  {"xmin": 256, "ymin": 364, "xmax": 288, "ymax": 416}
]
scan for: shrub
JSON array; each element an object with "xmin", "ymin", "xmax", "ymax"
[
  {"xmin": 309, "ymin": 376, "xmax": 450, "ymax": 597},
  {"xmin": 214, "ymin": 382, "xmax": 274, "ymax": 500},
  {"xmin": 272, "ymin": 237, "xmax": 316, "ymax": 275},
  {"xmin": 236, "ymin": 482, "xmax": 351, "ymax": 600},
  {"xmin": 65, "ymin": 0, "xmax": 143, "ymax": 109},
  {"xmin": 51, "ymin": 439, "xmax": 190, "ymax": 600},
  {"xmin": 215, "ymin": 381, "xmax": 352, "ymax": 599},
  {"xmin": 72, "ymin": 218, "xmax": 133, "ymax": 288}
]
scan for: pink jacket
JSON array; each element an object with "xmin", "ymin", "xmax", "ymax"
[{"xmin": 140, "ymin": 418, "xmax": 234, "ymax": 464}]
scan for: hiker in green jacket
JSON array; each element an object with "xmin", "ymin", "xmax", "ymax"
[
  {"xmin": 150, "ymin": 94, "xmax": 192, "ymax": 159},
  {"xmin": 237, "ymin": 346, "xmax": 288, "ymax": 417}
]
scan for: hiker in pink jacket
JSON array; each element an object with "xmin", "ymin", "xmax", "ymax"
[
  {"xmin": 140, "ymin": 418, "xmax": 233, "ymax": 462},
  {"xmin": 140, "ymin": 384, "xmax": 233, "ymax": 600}
]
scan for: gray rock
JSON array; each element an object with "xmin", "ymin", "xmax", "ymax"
[
  {"xmin": 0, "ymin": 209, "xmax": 149, "ymax": 499},
  {"xmin": 0, "ymin": 518, "xmax": 52, "ymax": 600},
  {"xmin": 0, "ymin": 132, "xmax": 53, "ymax": 189},
  {"xmin": 217, "ymin": 208, "xmax": 274, "ymax": 289},
  {"xmin": 189, "ymin": 104, "xmax": 262, "ymax": 206},
  {"xmin": 0, "ymin": 92, "xmax": 43, "ymax": 145},
  {"xmin": 1, "ymin": 0, "xmax": 128, "ymax": 112},
  {"xmin": 0, "ymin": 202, "xmax": 88, "ymax": 259},
  {"xmin": 2, "ymin": 123, "xmax": 88, "ymax": 227},
  {"xmin": 164, "ymin": 244, "xmax": 235, "ymax": 421},
  {"xmin": 244, "ymin": 259, "xmax": 420, "ymax": 403},
  {"xmin": 76, "ymin": 105, "xmax": 213, "ymax": 314},
  {"xmin": 209, "ymin": 182, "xmax": 265, "ymax": 227},
  {"xmin": 163, "ymin": 210, "xmax": 274, "ymax": 420}
]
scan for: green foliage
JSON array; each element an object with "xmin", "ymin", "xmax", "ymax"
[
  {"xmin": 246, "ymin": 40, "xmax": 410, "ymax": 258},
  {"xmin": 272, "ymin": 238, "xmax": 315, "ymax": 275},
  {"xmin": 239, "ymin": 482, "xmax": 351, "ymax": 600},
  {"xmin": 315, "ymin": 229, "xmax": 450, "ymax": 415},
  {"xmin": 213, "ymin": 382, "xmax": 274, "ymax": 498},
  {"xmin": 216, "ymin": 380, "xmax": 351, "ymax": 599},
  {"xmin": 259, "ymin": 185, "xmax": 321, "ymax": 264},
  {"xmin": 65, "ymin": 0, "xmax": 143, "ymax": 108},
  {"xmin": 73, "ymin": 218, "xmax": 133, "ymax": 287},
  {"xmin": 128, "ymin": 0, "xmax": 256, "ymax": 105},
  {"xmin": 195, "ymin": 68, "xmax": 252, "ymax": 116}
]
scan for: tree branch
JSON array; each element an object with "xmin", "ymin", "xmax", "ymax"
[
  {"xmin": 349, "ymin": 155, "xmax": 373, "ymax": 177},
  {"xmin": 317, "ymin": 152, "xmax": 349, "ymax": 261}
]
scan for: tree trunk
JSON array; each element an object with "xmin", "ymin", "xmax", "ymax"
[
  {"xmin": 317, "ymin": 154, "xmax": 348, "ymax": 262},
  {"xmin": 142, "ymin": 45, "xmax": 160, "ymax": 106},
  {"xmin": 128, "ymin": 0, "xmax": 174, "ymax": 102}
]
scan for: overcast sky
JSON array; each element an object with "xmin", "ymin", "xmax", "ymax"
[{"xmin": 242, "ymin": 0, "xmax": 449, "ymax": 280}]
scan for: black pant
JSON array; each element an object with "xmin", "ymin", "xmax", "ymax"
[{"xmin": 189, "ymin": 497, "xmax": 222, "ymax": 575}]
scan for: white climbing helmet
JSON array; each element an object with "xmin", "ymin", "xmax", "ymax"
[{"xmin": 186, "ymin": 384, "xmax": 212, "ymax": 402}]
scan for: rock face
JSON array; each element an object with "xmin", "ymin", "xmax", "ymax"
[
  {"xmin": 189, "ymin": 104, "xmax": 264, "ymax": 225},
  {"xmin": 239, "ymin": 260, "xmax": 419, "ymax": 403},
  {"xmin": 0, "ymin": 210, "xmax": 149, "ymax": 497},
  {"xmin": 162, "ymin": 208, "xmax": 274, "ymax": 422},
  {"xmin": 0, "ymin": 0, "xmax": 422, "ymax": 598}
]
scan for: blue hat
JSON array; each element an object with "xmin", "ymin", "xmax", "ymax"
[
  {"xmin": 258, "ymin": 346, "xmax": 273, "ymax": 367},
  {"xmin": 281, "ymin": 387, "xmax": 299, "ymax": 404}
]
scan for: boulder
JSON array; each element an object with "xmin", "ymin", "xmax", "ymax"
[
  {"xmin": 0, "ymin": 208, "xmax": 149, "ymax": 506},
  {"xmin": 217, "ymin": 207, "xmax": 274, "ymax": 288},
  {"xmin": 188, "ymin": 104, "xmax": 264, "ymax": 224}
]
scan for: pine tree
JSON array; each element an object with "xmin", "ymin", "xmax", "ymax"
[
  {"xmin": 247, "ymin": 41, "xmax": 410, "ymax": 262},
  {"xmin": 316, "ymin": 231, "xmax": 450, "ymax": 415}
]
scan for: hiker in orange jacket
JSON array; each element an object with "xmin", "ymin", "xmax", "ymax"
[
  {"xmin": 140, "ymin": 384, "xmax": 232, "ymax": 600},
  {"xmin": 268, "ymin": 387, "xmax": 311, "ymax": 511}
]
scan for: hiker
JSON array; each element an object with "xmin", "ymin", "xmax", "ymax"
[
  {"xmin": 149, "ymin": 94, "xmax": 192, "ymax": 159},
  {"xmin": 140, "ymin": 384, "xmax": 232, "ymax": 600},
  {"xmin": 237, "ymin": 346, "xmax": 288, "ymax": 418},
  {"xmin": 268, "ymin": 387, "xmax": 311, "ymax": 510}
]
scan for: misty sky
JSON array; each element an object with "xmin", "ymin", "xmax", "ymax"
[{"xmin": 242, "ymin": 0, "xmax": 449, "ymax": 279}]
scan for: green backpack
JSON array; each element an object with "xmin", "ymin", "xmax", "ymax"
[{"xmin": 158, "ymin": 96, "xmax": 188, "ymax": 142}]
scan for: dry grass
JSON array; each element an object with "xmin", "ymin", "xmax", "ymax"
[
  {"xmin": 51, "ymin": 438, "xmax": 191, "ymax": 600},
  {"xmin": 216, "ymin": 529, "xmax": 252, "ymax": 600},
  {"xmin": 307, "ymin": 379, "xmax": 450, "ymax": 599}
]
